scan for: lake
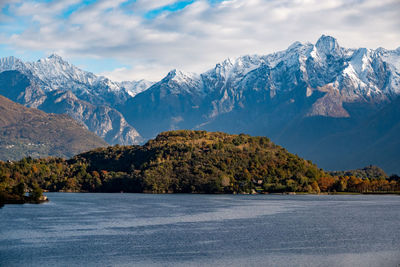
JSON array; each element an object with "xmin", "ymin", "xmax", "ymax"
[{"xmin": 1, "ymin": 193, "xmax": 399, "ymax": 266}]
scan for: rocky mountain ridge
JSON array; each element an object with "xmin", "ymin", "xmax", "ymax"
[{"xmin": 0, "ymin": 56, "xmax": 147, "ymax": 145}]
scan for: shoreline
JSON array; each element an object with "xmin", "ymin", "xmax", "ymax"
[
  {"xmin": 2, "ymin": 191, "xmax": 399, "ymax": 206},
  {"xmin": 44, "ymin": 191, "xmax": 400, "ymax": 195},
  {"xmin": 0, "ymin": 195, "xmax": 49, "ymax": 207}
]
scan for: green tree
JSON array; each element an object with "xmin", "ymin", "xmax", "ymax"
[{"xmin": 29, "ymin": 183, "xmax": 43, "ymax": 202}]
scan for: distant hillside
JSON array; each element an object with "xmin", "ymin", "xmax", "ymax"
[
  {"xmin": 330, "ymin": 165, "xmax": 388, "ymax": 180},
  {"xmin": 0, "ymin": 95, "xmax": 108, "ymax": 160}
]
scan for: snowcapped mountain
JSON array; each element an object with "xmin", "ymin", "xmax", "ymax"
[
  {"xmin": 196, "ymin": 35, "xmax": 400, "ymax": 119},
  {"xmin": 160, "ymin": 69, "xmax": 204, "ymax": 95},
  {"xmin": 0, "ymin": 55, "xmax": 148, "ymax": 145},
  {"xmin": 0, "ymin": 56, "xmax": 29, "ymax": 73},
  {"xmin": 0, "ymin": 54, "xmax": 130, "ymax": 105},
  {"xmin": 26, "ymin": 54, "xmax": 100, "ymax": 91},
  {"xmin": 124, "ymin": 35, "xmax": 399, "ymax": 126}
]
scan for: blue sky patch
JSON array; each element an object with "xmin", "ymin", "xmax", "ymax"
[{"xmin": 144, "ymin": 1, "xmax": 195, "ymax": 19}]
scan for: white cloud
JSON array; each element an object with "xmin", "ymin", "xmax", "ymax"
[
  {"xmin": 100, "ymin": 65, "xmax": 164, "ymax": 82},
  {"xmin": 1, "ymin": 0, "xmax": 399, "ymax": 81},
  {"xmin": 132, "ymin": 0, "xmax": 179, "ymax": 12}
]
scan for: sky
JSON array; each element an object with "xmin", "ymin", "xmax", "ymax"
[{"xmin": 0, "ymin": 0, "xmax": 399, "ymax": 81}]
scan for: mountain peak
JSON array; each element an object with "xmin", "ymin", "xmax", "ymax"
[
  {"xmin": 0, "ymin": 56, "xmax": 27, "ymax": 73},
  {"xmin": 221, "ymin": 57, "xmax": 234, "ymax": 66},
  {"xmin": 165, "ymin": 69, "xmax": 181, "ymax": 80},
  {"xmin": 288, "ymin": 41, "xmax": 303, "ymax": 50},
  {"xmin": 160, "ymin": 69, "xmax": 202, "ymax": 94},
  {"xmin": 45, "ymin": 53, "xmax": 68, "ymax": 64},
  {"xmin": 0, "ymin": 56, "xmax": 22, "ymax": 65},
  {"xmin": 316, "ymin": 34, "xmax": 338, "ymax": 45},
  {"xmin": 166, "ymin": 68, "xmax": 179, "ymax": 76},
  {"xmin": 48, "ymin": 53, "xmax": 63, "ymax": 60},
  {"xmin": 1, "ymin": 55, "xmax": 20, "ymax": 62},
  {"xmin": 315, "ymin": 35, "xmax": 341, "ymax": 55},
  {"xmin": 165, "ymin": 69, "xmax": 198, "ymax": 81}
]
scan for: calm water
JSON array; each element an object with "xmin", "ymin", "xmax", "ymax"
[{"xmin": 1, "ymin": 193, "xmax": 399, "ymax": 267}]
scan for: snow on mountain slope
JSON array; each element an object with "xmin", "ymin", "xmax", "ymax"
[
  {"xmin": 196, "ymin": 35, "xmax": 399, "ymax": 118},
  {"xmin": 26, "ymin": 54, "xmax": 99, "ymax": 91},
  {"xmin": 0, "ymin": 54, "xmax": 148, "ymax": 105},
  {"xmin": 0, "ymin": 56, "xmax": 29, "ymax": 73},
  {"xmin": 127, "ymin": 35, "xmax": 398, "ymax": 124},
  {"xmin": 25, "ymin": 54, "xmax": 133, "ymax": 106},
  {"xmin": 2, "ymin": 35, "xmax": 398, "ymax": 115},
  {"xmin": 119, "ymin": 80, "xmax": 155, "ymax": 97},
  {"xmin": 161, "ymin": 69, "xmax": 204, "ymax": 95}
]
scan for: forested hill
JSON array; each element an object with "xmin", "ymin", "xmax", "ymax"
[
  {"xmin": 1, "ymin": 131, "xmax": 399, "ymax": 200},
  {"xmin": 71, "ymin": 130, "xmax": 325, "ymax": 193}
]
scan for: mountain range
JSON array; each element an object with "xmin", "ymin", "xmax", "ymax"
[
  {"xmin": 0, "ymin": 56, "xmax": 143, "ymax": 145},
  {"xmin": 0, "ymin": 35, "xmax": 399, "ymax": 173}
]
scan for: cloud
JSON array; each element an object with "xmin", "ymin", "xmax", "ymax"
[
  {"xmin": 132, "ymin": 0, "xmax": 181, "ymax": 12},
  {"xmin": 100, "ymin": 65, "xmax": 165, "ymax": 83},
  {"xmin": 1, "ymin": 0, "xmax": 399, "ymax": 81}
]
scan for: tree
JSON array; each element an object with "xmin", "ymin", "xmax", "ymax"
[
  {"xmin": 12, "ymin": 182, "xmax": 25, "ymax": 198},
  {"xmin": 333, "ymin": 178, "xmax": 347, "ymax": 192},
  {"xmin": 317, "ymin": 177, "xmax": 335, "ymax": 192},
  {"xmin": 29, "ymin": 183, "xmax": 43, "ymax": 202},
  {"xmin": 310, "ymin": 181, "xmax": 320, "ymax": 194}
]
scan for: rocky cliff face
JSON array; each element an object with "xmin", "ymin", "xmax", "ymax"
[{"xmin": 39, "ymin": 90, "xmax": 142, "ymax": 145}]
